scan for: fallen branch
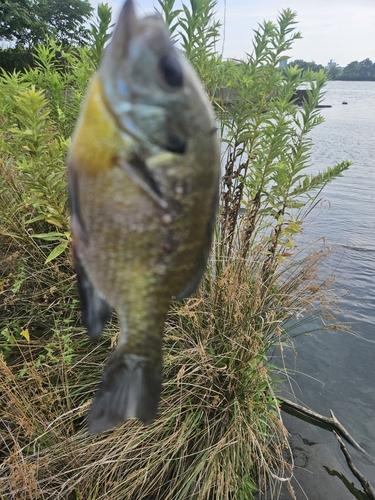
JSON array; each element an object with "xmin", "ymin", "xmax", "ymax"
[
  {"xmin": 333, "ymin": 431, "xmax": 375, "ymax": 500},
  {"xmin": 279, "ymin": 397, "xmax": 375, "ymax": 464}
]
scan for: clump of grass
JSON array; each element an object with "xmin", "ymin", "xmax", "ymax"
[
  {"xmin": 0, "ymin": 245, "xmax": 334, "ymax": 499},
  {"xmin": 0, "ymin": 1, "xmax": 351, "ymax": 499}
]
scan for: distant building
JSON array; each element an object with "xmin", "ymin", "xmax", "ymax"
[
  {"xmin": 325, "ymin": 59, "xmax": 344, "ymax": 76},
  {"xmin": 325, "ymin": 59, "xmax": 337, "ymax": 70},
  {"xmin": 279, "ymin": 59, "xmax": 288, "ymax": 67}
]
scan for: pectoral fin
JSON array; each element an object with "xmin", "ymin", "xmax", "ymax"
[{"xmin": 120, "ymin": 152, "xmax": 168, "ymax": 209}]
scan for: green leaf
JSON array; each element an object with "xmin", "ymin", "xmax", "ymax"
[
  {"xmin": 277, "ymin": 214, "xmax": 284, "ymax": 225},
  {"xmin": 45, "ymin": 241, "xmax": 69, "ymax": 263},
  {"xmin": 31, "ymin": 232, "xmax": 65, "ymax": 241}
]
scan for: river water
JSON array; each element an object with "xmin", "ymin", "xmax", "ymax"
[{"xmin": 279, "ymin": 81, "xmax": 375, "ymax": 498}]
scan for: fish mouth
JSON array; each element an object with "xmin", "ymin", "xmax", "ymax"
[
  {"xmin": 98, "ymin": 0, "xmax": 188, "ymax": 155},
  {"xmin": 97, "ymin": 0, "xmax": 153, "ymax": 147},
  {"xmin": 108, "ymin": 0, "xmax": 141, "ymax": 66}
]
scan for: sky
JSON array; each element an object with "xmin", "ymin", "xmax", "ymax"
[{"xmin": 89, "ymin": 0, "xmax": 375, "ymax": 67}]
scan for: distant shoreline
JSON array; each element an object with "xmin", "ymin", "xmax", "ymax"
[{"xmin": 330, "ymin": 78, "xmax": 375, "ymax": 82}]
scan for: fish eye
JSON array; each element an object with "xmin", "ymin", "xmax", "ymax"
[
  {"xmin": 158, "ymin": 54, "xmax": 183, "ymax": 88},
  {"xmin": 166, "ymin": 134, "xmax": 186, "ymax": 154}
]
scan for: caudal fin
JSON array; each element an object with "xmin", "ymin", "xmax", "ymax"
[{"xmin": 88, "ymin": 348, "xmax": 162, "ymax": 433}]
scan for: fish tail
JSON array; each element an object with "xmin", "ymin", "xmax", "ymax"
[{"xmin": 88, "ymin": 343, "xmax": 162, "ymax": 433}]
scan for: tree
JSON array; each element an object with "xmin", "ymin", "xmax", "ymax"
[
  {"xmin": 0, "ymin": 0, "xmax": 37, "ymax": 47},
  {"xmin": 359, "ymin": 58, "xmax": 374, "ymax": 79},
  {"xmin": 341, "ymin": 60, "xmax": 360, "ymax": 80},
  {"xmin": 0, "ymin": 0, "xmax": 93, "ymax": 47},
  {"xmin": 288, "ymin": 59, "xmax": 324, "ymax": 73},
  {"xmin": 36, "ymin": 0, "xmax": 93, "ymax": 46},
  {"xmin": 326, "ymin": 62, "xmax": 341, "ymax": 80},
  {"xmin": 339, "ymin": 59, "xmax": 375, "ymax": 80}
]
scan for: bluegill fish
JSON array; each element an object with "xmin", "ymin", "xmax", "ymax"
[{"xmin": 67, "ymin": 0, "xmax": 220, "ymax": 433}]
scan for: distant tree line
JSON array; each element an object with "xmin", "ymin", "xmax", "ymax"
[
  {"xmin": 336, "ymin": 58, "xmax": 375, "ymax": 80},
  {"xmin": 1, "ymin": 2, "xmax": 375, "ymax": 83},
  {"xmin": 288, "ymin": 58, "xmax": 375, "ymax": 81}
]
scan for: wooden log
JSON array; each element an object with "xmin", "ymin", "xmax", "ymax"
[
  {"xmin": 280, "ymin": 397, "xmax": 375, "ymax": 463},
  {"xmin": 333, "ymin": 431, "xmax": 375, "ymax": 500},
  {"xmin": 280, "ymin": 397, "xmax": 375, "ymax": 499}
]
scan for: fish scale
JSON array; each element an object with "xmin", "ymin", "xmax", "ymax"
[{"xmin": 67, "ymin": 0, "xmax": 220, "ymax": 433}]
